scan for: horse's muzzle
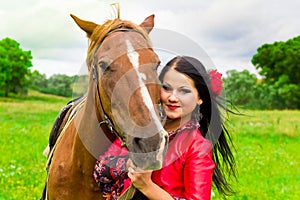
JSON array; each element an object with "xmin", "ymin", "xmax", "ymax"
[{"xmin": 127, "ymin": 130, "xmax": 168, "ymax": 170}]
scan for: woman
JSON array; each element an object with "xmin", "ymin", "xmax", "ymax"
[{"xmin": 94, "ymin": 56, "xmax": 236, "ymax": 199}]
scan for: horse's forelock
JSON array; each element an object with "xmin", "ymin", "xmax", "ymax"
[{"xmin": 85, "ymin": 18, "xmax": 151, "ymax": 71}]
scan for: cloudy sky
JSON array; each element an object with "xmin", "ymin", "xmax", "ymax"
[{"xmin": 1, "ymin": 0, "xmax": 299, "ymax": 77}]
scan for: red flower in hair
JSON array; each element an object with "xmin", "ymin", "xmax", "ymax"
[{"xmin": 209, "ymin": 69, "xmax": 223, "ymax": 96}]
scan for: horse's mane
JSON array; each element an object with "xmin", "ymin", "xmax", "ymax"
[{"xmin": 86, "ymin": 9, "xmax": 151, "ymax": 70}]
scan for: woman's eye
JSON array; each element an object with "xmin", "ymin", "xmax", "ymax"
[
  {"xmin": 179, "ymin": 89, "xmax": 191, "ymax": 94},
  {"xmin": 162, "ymin": 84, "xmax": 171, "ymax": 91}
]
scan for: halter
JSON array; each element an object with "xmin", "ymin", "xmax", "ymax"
[
  {"xmin": 92, "ymin": 63, "xmax": 125, "ymax": 145},
  {"xmin": 92, "ymin": 27, "xmax": 160, "ymax": 147}
]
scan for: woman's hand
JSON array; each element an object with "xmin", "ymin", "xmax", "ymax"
[
  {"xmin": 126, "ymin": 159, "xmax": 174, "ymax": 200},
  {"xmin": 126, "ymin": 159, "xmax": 154, "ymax": 191}
]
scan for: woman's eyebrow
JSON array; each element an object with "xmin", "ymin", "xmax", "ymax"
[
  {"xmin": 179, "ymin": 85, "xmax": 192, "ymax": 89},
  {"xmin": 162, "ymin": 82, "xmax": 171, "ymax": 86}
]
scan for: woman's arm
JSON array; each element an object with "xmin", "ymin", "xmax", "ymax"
[
  {"xmin": 127, "ymin": 160, "xmax": 174, "ymax": 200},
  {"xmin": 183, "ymin": 139, "xmax": 215, "ymax": 200}
]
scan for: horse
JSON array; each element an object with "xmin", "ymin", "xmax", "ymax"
[{"xmin": 42, "ymin": 10, "xmax": 168, "ymax": 200}]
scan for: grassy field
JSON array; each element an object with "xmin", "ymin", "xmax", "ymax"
[
  {"xmin": 0, "ymin": 91, "xmax": 69, "ymax": 200},
  {"xmin": 0, "ymin": 91, "xmax": 299, "ymax": 199},
  {"xmin": 213, "ymin": 109, "xmax": 300, "ymax": 199}
]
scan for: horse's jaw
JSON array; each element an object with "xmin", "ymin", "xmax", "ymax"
[{"xmin": 125, "ymin": 129, "xmax": 168, "ymax": 170}]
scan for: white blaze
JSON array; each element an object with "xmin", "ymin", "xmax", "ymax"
[{"xmin": 125, "ymin": 40, "xmax": 164, "ymax": 132}]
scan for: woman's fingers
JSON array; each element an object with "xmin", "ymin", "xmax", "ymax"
[
  {"xmin": 127, "ymin": 159, "xmax": 137, "ymax": 174},
  {"xmin": 127, "ymin": 159, "xmax": 153, "ymax": 174},
  {"xmin": 128, "ymin": 166, "xmax": 135, "ymax": 174}
]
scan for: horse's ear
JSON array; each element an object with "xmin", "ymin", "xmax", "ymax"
[
  {"xmin": 70, "ymin": 14, "xmax": 98, "ymax": 38},
  {"xmin": 140, "ymin": 14, "xmax": 155, "ymax": 33}
]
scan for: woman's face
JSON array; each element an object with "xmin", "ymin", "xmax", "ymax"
[{"xmin": 160, "ymin": 69, "xmax": 202, "ymax": 124}]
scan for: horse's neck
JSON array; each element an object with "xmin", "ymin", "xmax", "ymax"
[{"xmin": 72, "ymin": 81, "xmax": 113, "ymax": 160}]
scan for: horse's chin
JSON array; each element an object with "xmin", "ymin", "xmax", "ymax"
[{"xmin": 128, "ymin": 151, "xmax": 164, "ymax": 170}]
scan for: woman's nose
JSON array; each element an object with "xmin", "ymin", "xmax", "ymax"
[{"xmin": 168, "ymin": 92, "xmax": 178, "ymax": 102}]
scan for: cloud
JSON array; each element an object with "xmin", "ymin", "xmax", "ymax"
[
  {"xmin": 1, "ymin": 0, "xmax": 299, "ymax": 77},
  {"xmin": 160, "ymin": 0, "xmax": 300, "ymax": 74}
]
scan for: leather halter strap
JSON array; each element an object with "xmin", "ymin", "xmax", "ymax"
[{"xmin": 92, "ymin": 64, "xmax": 123, "ymax": 144}]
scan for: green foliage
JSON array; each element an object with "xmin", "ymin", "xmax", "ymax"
[
  {"xmin": 29, "ymin": 70, "xmax": 78, "ymax": 97},
  {"xmin": 29, "ymin": 70, "xmax": 48, "ymax": 90},
  {"xmin": 72, "ymin": 74, "xmax": 89, "ymax": 98},
  {"xmin": 223, "ymin": 69, "xmax": 296, "ymax": 109},
  {"xmin": 251, "ymin": 35, "xmax": 300, "ymax": 109},
  {"xmin": 0, "ymin": 37, "xmax": 32, "ymax": 97},
  {"xmin": 224, "ymin": 36, "xmax": 300, "ymax": 110},
  {"xmin": 251, "ymin": 81, "xmax": 275, "ymax": 109},
  {"xmin": 224, "ymin": 70, "xmax": 257, "ymax": 107},
  {"xmin": 0, "ymin": 37, "xmax": 76, "ymax": 98},
  {"xmin": 42, "ymin": 74, "xmax": 76, "ymax": 97}
]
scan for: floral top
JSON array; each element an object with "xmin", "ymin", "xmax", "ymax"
[{"xmin": 93, "ymin": 139, "xmax": 130, "ymax": 200}]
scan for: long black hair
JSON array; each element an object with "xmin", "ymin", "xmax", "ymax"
[{"xmin": 159, "ymin": 56, "xmax": 236, "ymax": 196}]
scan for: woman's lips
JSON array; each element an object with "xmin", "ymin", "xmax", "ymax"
[{"xmin": 167, "ymin": 105, "xmax": 180, "ymax": 110}]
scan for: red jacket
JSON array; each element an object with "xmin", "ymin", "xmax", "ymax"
[
  {"xmin": 94, "ymin": 121, "xmax": 215, "ymax": 200},
  {"xmin": 152, "ymin": 124, "xmax": 215, "ymax": 200}
]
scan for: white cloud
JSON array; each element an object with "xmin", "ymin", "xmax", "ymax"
[{"xmin": 1, "ymin": 0, "xmax": 299, "ymax": 77}]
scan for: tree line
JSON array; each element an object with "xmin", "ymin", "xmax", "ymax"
[
  {"xmin": 30, "ymin": 70, "xmax": 79, "ymax": 97},
  {"xmin": 0, "ymin": 36, "xmax": 299, "ymax": 109}
]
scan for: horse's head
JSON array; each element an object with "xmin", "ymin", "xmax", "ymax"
[{"xmin": 71, "ymin": 13, "xmax": 168, "ymax": 170}]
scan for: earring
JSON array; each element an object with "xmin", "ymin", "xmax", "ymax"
[
  {"xmin": 193, "ymin": 105, "xmax": 203, "ymax": 121},
  {"xmin": 198, "ymin": 105, "xmax": 203, "ymax": 121}
]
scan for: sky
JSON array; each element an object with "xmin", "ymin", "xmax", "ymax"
[{"xmin": 1, "ymin": 0, "xmax": 300, "ymax": 77}]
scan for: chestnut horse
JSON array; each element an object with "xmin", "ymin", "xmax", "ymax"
[{"xmin": 42, "ymin": 12, "xmax": 168, "ymax": 200}]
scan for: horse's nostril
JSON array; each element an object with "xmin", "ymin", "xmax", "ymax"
[
  {"xmin": 134, "ymin": 137, "xmax": 140, "ymax": 144},
  {"xmin": 133, "ymin": 137, "xmax": 142, "ymax": 151}
]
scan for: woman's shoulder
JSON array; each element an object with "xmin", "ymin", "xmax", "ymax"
[
  {"xmin": 181, "ymin": 124, "xmax": 209, "ymax": 143},
  {"xmin": 183, "ymin": 128, "xmax": 213, "ymax": 157}
]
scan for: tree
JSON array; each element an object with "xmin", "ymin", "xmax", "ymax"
[
  {"xmin": 28, "ymin": 71, "xmax": 78, "ymax": 97},
  {"xmin": 29, "ymin": 70, "xmax": 48, "ymax": 91},
  {"xmin": 223, "ymin": 69, "xmax": 258, "ymax": 107},
  {"xmin": 251, "ymin": 35, "xmax": 300, "ymax": 109},
  {"xmin": 45, "ymin": 74, "xmax": 74, "ymax": 97},
  {"xmin": 0, "ymin": 38, "xmax": 32, "ymax": 97}
]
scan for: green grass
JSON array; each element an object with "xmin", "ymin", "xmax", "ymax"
[
  {"xmin": 0, "ymin": 90, "xmax": 69, "ymax": 200},
  {"xmin": 0, "ymin": 91, "xmax": 299, "ymax": 199},
  {"xmin": 213, "ymin": 110, "xmax": 300, "ymax": 199}
]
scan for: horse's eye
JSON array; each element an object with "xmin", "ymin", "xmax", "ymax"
[{"xmin": 98, "ymin": 61, "xmax": 111, "ymax": 72}]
